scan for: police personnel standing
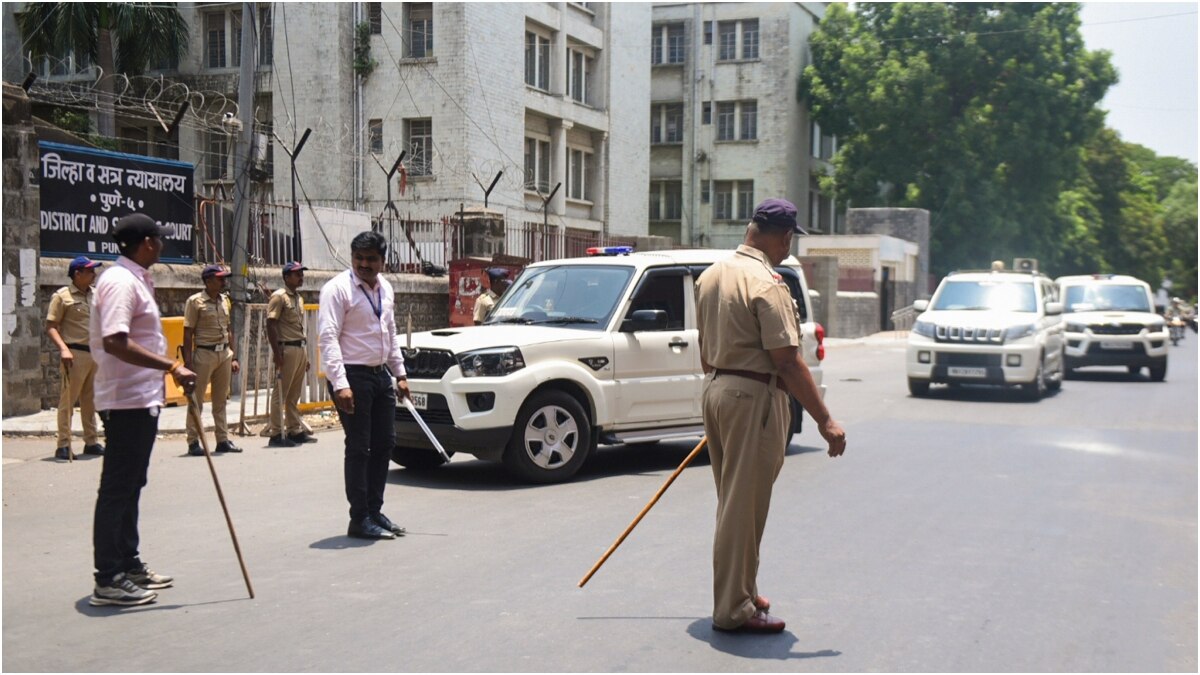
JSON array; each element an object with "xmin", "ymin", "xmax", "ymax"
[
  {"xmin": 473, "ymin": 268, "xmax": 511, "ymax": 325},
  {"xmin": 183, "ymin": 265, "xmax": 241, "ymax": 456},
  {"xmin": 263, "ymin": 261, "xmax": 315, "ymax": 447},
  {"xmin": 695, "ymin": 198, "xmax": 847, "ymax": 634},
  {"xmin": 47, "ymin": 256, "xmax": 105, "ymax": 461}
]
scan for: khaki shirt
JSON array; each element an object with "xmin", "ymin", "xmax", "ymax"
[
  {"xmin": 473, "ymin": 289, "xmax": 499, "ymax": 323},
  {"xmin": 695, "ymin": 245, "xmax": 801, "ymax": 374},
  {"xmin": 46, "ymin": 284, "xmax": 92, "ymax": 346},
  {"xmin": 184, "ymin": 291, "xmax": 232, "ymax": 345},
  {"xmin": 267, "ymin": 287, "xmax": 306, "ymax": 342}
]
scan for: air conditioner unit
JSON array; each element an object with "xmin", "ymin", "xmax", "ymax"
[{"xmin": 1013, "ymin": 258, "xmax": 1038, "ymax": 273}]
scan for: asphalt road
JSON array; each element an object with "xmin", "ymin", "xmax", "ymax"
[{"xmin": 3, "ymin": 335, "xmax": 1196, "ymax": 672}]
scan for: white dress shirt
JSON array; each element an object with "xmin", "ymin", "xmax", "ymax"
[
  {"xmin": 318, "ymin": 269, "xmax": 406, "ymax": 391},
  {"xmin": 90, "ymin": 256, "xmax": 167, "ymax": 410}
]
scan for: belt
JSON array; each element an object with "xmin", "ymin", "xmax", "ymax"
[
  {"xmin": 66, "ymin": 343, "xmax": 90, "ymax": 352},
  {"xmin": 346, "ymin": 364, "xmax": 389, "ymax": 374},
  {"xmin": 713, "ymin": 368, "xmax": 787, "ymax": 392},
  {"xmin": 280, "ymin": 340, "xmax": 306, "ymax": 347},
  {"xmin": 195, "ymin": 343, "xmax": 227, "ymax": 351}
]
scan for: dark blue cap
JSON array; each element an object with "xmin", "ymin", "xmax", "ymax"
[
  {"xmin": 201, "ymin": 264, "xmax": 231, "ymax": 279},
  {"xmin": 752, "ymin": 198, "xmax": 805, "ymax": 234},
  {"xmin": 113, "ymin": 213, "xmax": 173, "ymax": 244},
  {"xmin": 68, "ymin": 256, "xmax": 102, "ymax": 273},
  {"xmin": 282, "ymin": 261, "xmax": 307, "ymax": 274},
  {"xmin": 486, "ymin": 267, "xmax": 510, "ymax": 281}
]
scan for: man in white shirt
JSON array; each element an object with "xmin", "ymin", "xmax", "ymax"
[
  {"xmin": 89, "ymin": 213, "xmax": 197, "ymax": 607},
  {"xmin": 318, "ymin": 232, "xmax": 411, "ymax": 540}
]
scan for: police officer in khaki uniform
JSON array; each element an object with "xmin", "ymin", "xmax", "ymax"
[
  {"xmin": 473, "ymin": 268, "xmax": 511, "ymax": 325},
  {"xmin": 263, "ymin": 261, "xmax": 315, "ymax": 447},
  {"xmin": 47, "ymin": 256, "xmax": 106, "ymax": 461},
  {"xmin": 695, "ymin": 198, "xmax": 847, "ymax": 635},
  {"xmin": 184, "ymin": 265, "xmax": 241, "ymax": 455}
]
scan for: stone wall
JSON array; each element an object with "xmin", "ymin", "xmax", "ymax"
[
  {"xmin": 846, "ymin": 208, "xmax": 931, "ymax": 297},
  {"xmin": 796, "ymin": 255, "xmax": 838, "ymax": 334},
  {"xmin": 834, "ymin": 291, "xmax": 880, "ymax": 339}
]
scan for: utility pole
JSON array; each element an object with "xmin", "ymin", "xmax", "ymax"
[{"xmin": 229, "ymin": 1, "xmax": 256, "ymax": 397}]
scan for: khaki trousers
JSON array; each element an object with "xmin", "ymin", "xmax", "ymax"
[
  {"xmin": 702, "ymin": 372, "xmax": 788, "ymax": 630},
  {"xmin": 187, "ymin": 346, "xmax": 232, "ymax": 444},
  {"xmin": 264, "ymin": 345, "xmax": 310, "ymax": 437},
  {"xmin": 57, "ymin": 348, "xmax": 99, "ymax": 448}
]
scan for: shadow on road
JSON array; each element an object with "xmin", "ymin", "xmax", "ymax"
[
  {"xmin": 1065, "ymin": 369, "xmax": 1154, "ymax": 383},
  {"xmin": 685, "ymin": 618, "xmax": 842, "ymax": 660},
  {"xmin": 73, "ymin": 595, "xmax": 246, "ymax": 616},
  {"xmin": 911, "ymin": 384, "xmax": 1064, "ymax": 403},
  {"xmin": 309, "ymin": 535, "xmax": 379, "ymax": 550}
]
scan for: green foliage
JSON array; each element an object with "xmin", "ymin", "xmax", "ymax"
[
  {"xmin": 802, "ymin": 3, "xmax": 1117, "ymax": 275},
  {"xmin": 49, "ymin": 108, "xmax": 91, "ymax": 135},
  {"xmin": 17, "ymin": 3, "xmax": 189, "ymax": 75},
  {"xmin": 354, "ymin": 21, "xmax": 378, "ymax": 79},
  {"xmin": 1159, "ymin": 176, "xmax": 1198, "ymax": 299}
]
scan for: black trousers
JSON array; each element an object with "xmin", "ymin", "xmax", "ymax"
[
  {"xmin": 331, "ymin": 367, "xmax": 396, "ymax": 521},
  {"xmin": 93, "ymin": 408, "xmax": 158, "ymax": 585}
]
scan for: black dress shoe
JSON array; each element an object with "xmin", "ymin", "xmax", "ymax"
[
  {"xmin": 267, "ymin": 435, "xmax": 298, "ymax": 448},
  {"xmin": 215, "ymin": 441, "xmax": 242, "ymax": 453},
  {"xmin": 83, "ymin": 443, "xmax": 105, "ymax": 456},
  {"xmin": 287, "ymin": 432, "xmax": 318, "ymax": 444},
  {"xmin": 54, "ymin": 447, "xmax": 71, "ymax": 462},
  {"xmin": 371, "ymin": 512, "xmax": 407, "ymax": 536},
  {"xmin": 187, "ymin": 442, "xmax": 204, "ymax": 456},
  {"xmin": 347, "ymin": 517, "xmax": 395, "ymax": 540}
]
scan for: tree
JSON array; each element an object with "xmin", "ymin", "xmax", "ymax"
[
  {"xmin": 801, "ymin": 3, "xmax": 1116, "ymax": 275},
  {"xmin": 17, "ymin": 3, "xmax": 189, "ymax": 139},
  {"xmin": 1159, "ymin": 176, "xmax": 1198, "ymax": 299}
]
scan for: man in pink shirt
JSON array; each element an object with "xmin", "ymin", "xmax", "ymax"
[
  {"xmin": 88, "ymin": 213, "xmax": 198, "ymax": 607},
  {"xmin": 319, "ymin": 231, "xmax": 411, "ymax": 540}
]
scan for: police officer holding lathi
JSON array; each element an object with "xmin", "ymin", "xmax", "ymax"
[
  {"xmin": 183, "ymin": 265, "xmax": 241, "ymax": 455},
  {"xmin": 694, "ymin": 197, "xmax": 847, "ymax": 635}
]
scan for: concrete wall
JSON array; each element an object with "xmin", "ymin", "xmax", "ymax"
[
  {"xmin": 846, "ymin": 208, "xmax": 930, "ymax": 297},
  {"xmin": 796, "ymin": 254, "xmax": 837, "ymax": 333},
  {"xmin": 834, "ymin": 291, "xmax": 879, "ymax": 339}
]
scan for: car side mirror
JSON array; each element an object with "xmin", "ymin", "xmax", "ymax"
[
  {"xmin": 1045, "ymin": 301, "xmax": 1063, "ymax": 316},
  {"xmin": 913, "ymin": 299, "xmax": 929, "ymax": 312},
  {"xmin": 622, "ymin": 309, "xmax": 668, "ymax": 332}
]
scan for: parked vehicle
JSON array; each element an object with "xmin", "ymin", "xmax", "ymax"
[
  {"xmin": 1055, "ymin": 274, "xmax": 1168, "ymax": 380},
  {"xmin": 907, "ymin": 268, "xmax": 1065, "ymax": 399},
  {"xmin": 393, "ymin": 248, "xmax": 825, "ymax": 483}
]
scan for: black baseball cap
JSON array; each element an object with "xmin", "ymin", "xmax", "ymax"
[{"xmin": 113, "ymin": 213, "xmax": 173, "ymax": 245}]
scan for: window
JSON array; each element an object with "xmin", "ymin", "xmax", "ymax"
[
  {"xmin": 524, "ymin": 137, "xmax": 551, "ymax": 193},
  {"xmin": 206, "ymin": 12, "xmax": 227, "ymax": 68},
  {"xmin": 259, "ymin": 6, "xmax": 273, "ymax": 66},
  {"xmin": 649, "ymin": 181, "xmax": 682, "ymax": 221},
  {"xmin": 742, "ymin": 19, "xmax": 759, "ymax": 59},
  {"xmin": 406, "ymin": 3, "xmax": 432, "ymax": 58},
  {"xmin": 368, "ymin": 119, "xmax": 383, "ymax": 154},
  {"xmin": 703, "ymin": 21, "xmax": 712, "ymax": 45},
  {"xmin": 626, "ymin": 271, "xmax": 686, "ymax": 331},
  {"xmin": 568, "ymin": 48, "xmax": 593, "ymax": 104},
  {"xmin": 716, "ymin": 101, "xmax": 757, "ymax": 141},
  {"xmin": 231, "ymin": 10, "xmax": 242, "ymax": 68},
  {"xmin": 406, "ymin": 119, "xmax": 433, "ymax": 175},
  {"xmin": 651, "ymin": 23, "xmax": 686, "ymax": 65},
  {"xmin": 701, "ymin": 181, "xmax": 710, "ymax": 204},
  {"xmin": 713, "ymin": 180, "xmax": 753, "ymax": 220},
  {"xmin": 810, "ymin": 120, "xmax": 836, "ymax": 159},
  {"xmin": 525, "ymin": 31, "xmax": 551, "ymax": 90},
  {"xmin": 651, "ymin": 104, "xmax": 683, "ymax": 144},
  {"xmin": 206, "ymin": 132, "xmax": 229, "ymax": 181},
  {"xmin": 702, "ymin": 102, "xmax": 711, "ymax": 125},
  {"xmin": 368, "ymin": 2, "xmax": 382, "ymax": 34},
  {"xmin": 568, "ymin": 148, "xmax": 591, "ymax": 201},
  {"xmin": 717, "ymin": 19, "xmax": 759, "ymax": 61}
]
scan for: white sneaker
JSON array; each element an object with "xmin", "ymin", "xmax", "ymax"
[
  {"xmin": 89, "ymin": 573, "xmax": 158, "ymax": 606},
  {"xmin": 126, "ymin": 564, "xmax": 174, "ymax": 590}
]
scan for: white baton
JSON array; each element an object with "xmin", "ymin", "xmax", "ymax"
[{"xmin": 403, "ymin": 397, "xmax": 451, "ymax": 463}]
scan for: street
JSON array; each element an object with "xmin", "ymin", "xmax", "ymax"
[{"xmin": 3, "ymin": 336, "xmax": 1196, "ymax": 672}]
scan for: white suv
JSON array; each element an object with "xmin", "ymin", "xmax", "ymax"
[
  {"xmin": 394, "ymin": 249, "xmax": 825, "ymax": 483},
  {"xmin": 906, "ymin": 269, "xmax": 1065, "ymax": 399},
  {"xmin": 1054, "ymin": 274, "xmax": 1168, "ymax": 381}
]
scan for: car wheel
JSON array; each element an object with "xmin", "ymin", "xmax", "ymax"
[
  {"xmin": 1047, "ymin": 352, "xmax": 1063, "ymax": 391},
  {"xmin": 504, "ymin": 390, "xmax": 593, "ymax": 483},
  {"xmin": 1022, "ymin": 358, "xmax": 1047, "ymax": 400},
  {"xmin": 391, "ymin": 445, "xmax": 453, "ymax": 470},
  {"xmin": 908, "ymin": 378, "xmax": 930, "ymax": 397},
  {"xmin": 1149, "ymin": 361, "xmax": 1167, "ymax": 382}
]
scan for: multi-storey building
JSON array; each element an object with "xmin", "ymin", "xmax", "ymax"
[
  {"xmin": 5, "ymin": 2, "xmax": 651, "ymax": 249},
  {"xmin": 648, "ymin": 2, "xmax": 842, "ymax": 249}
]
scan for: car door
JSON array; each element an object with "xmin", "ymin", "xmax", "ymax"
[{"xmin": 610, "ymin": 267, "xmax": 701, "ymax": 427}]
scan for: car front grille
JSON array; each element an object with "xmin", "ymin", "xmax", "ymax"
[
  {"xmin": 1087, "ymin": 342, "xmax": 1146, "ymax": 355},
  {"xmin": 394, "ymin": 393, "xmax": 454, "ymax": 425},
  {"xmin": 934, "ymin": 325, "xmax": 1004, "ymax": 344},
  {"xmin": 1088, "ymin": 324, "xmax": 1144, "ymax": 335},
  {"xmin": 936, "ymin": 352, "xmax": 1002, "ymax": 367},
  {"xmin": 401, "ymin": 348, "xmax": 456, "ymax": 380}
]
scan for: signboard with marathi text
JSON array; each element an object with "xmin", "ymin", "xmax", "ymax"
[{"xmin": 38, "ymin": 141, "xmax": 194, "ymax": 263}]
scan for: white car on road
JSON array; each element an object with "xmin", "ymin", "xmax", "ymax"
[{"xmin": 1055, "ymin": 274, "xmax": 1168, "ymax": 380}]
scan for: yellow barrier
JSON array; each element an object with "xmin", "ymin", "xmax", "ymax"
[{"xmin": 162, "ymin": 316, "xmax": 213, "ymax": 407}]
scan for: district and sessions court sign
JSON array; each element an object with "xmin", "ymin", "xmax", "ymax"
[{"xmin": 38, "ymin": 141, "xmax": 194, "ymax": 263}]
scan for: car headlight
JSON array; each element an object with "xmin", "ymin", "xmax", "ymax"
[
  {"xmin": 1065, "ymin": 322, "xmax": 1086, "ymax": 333},
  {"xmin": 912, "ymin": 320, "xmax": 936, "ymax": 338},
  {"xmin": 456, "ymin": 347, "xmax": 526, "ymax": 377},
  {"xmin": 1005, "ymin": 323, "xmax": 1037, "ymax": 341}
]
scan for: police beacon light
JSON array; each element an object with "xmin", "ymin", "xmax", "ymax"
[{"xmin": 586, "ymin": 245, "xmax": 634, "ymax": 256}]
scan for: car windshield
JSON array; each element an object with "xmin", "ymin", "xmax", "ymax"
[
  {"xmin": 932, "ymin": 280, "xmax": 1037, "ymax": 312},
  {"xmin": 1063, "ymin": 284, "xmax": 1151, "ymax": 313},
  {"xmin": 485, "ymin": 264, "xmax": 634, "ymax": 330}
]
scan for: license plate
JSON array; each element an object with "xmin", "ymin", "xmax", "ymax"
[
  {"xmin": 1099, "ymin": 341, "xmax": 1133, "ymax": 350},
  {"xmin": 948, "ymin": 367, "xmax": 987, "ymax": 378},
  {"xmin": 409, "ymin": 392, "xmax": 428, "ymax": 410}
]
